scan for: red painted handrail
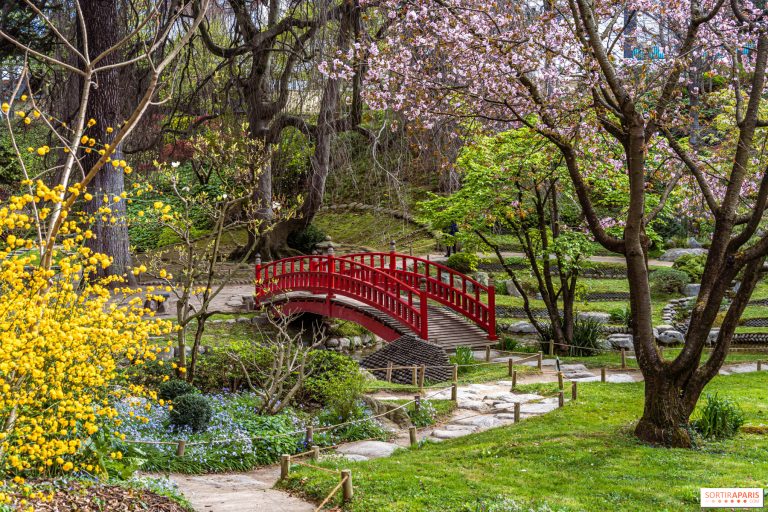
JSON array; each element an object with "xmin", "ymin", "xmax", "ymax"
[
  {"xmin": 340, "ymin": 252, "xmax": 497, "ymax": 340},
  {"xmin": 254, "ymin": 255, "xmax": 429, "ymax": 340}
]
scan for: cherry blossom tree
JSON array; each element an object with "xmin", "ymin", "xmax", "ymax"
[{"xmin": 367, "ymin": 0, "xmax": 768, "ymax": 446}]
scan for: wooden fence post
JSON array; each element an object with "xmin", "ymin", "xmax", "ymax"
[
  {"xmin": 601, "ymin": 367, "xmax": 606, "ymax": 382},
  {"xmin": 409, "ymin": 426, "xmax": 417, "ymax": 446},
  {"xmin": 419, "ymin": 364, "xmax": 426, "ymax": 391},
  {"xmin": 514, "ymin": 402, "xmax": 520, "ymax": 423},
  {"xmin": 557, "ymin": 372, "xmax": 564, "ymax": 390},
  {"xmin": 558, "ymin": 391, "xmax": 564, "ymax": 408},
  {"xmin": 537, "ymin": 351, "xmax": 543, "ymax": 370},
  {"xmin": 508, "ymin": 359, "xmax": 513, "ymax": 377},
  {"xmin": 571, "ymin": 381, "xmax": 578, "ymax": 401},
  {"xmin": 175, "ymin": 440, "xmax": 186, "ymax": 457},
  {"xmin": 485, "ymin": 345, "xmax": 491, "ymax": 362},
  {"xmin": 412, "ymin": 366, "xmax": 418, "ymax": 386},
  {"xmin": 758, "ymin": 360, "xmax": 763, "ymax": 371},
  {"xmin": 280, "ymin": 454, "xmax": 291, "ymax": 480},
  {"xmin": 414, "ymin": 395, "xmax": 421, "ymax": 412},
  {"xmin": 305, "ymin": 426, "xmax": 313, "ymax": 446},
  {"xmin": 342, "ymin": 469, "xmax": 353, "ymax": 502},
  {"xmin": 312, "ymin": 445, "xmax": 320, "ymax": 460},
  {"xmin": 386, "ymin": 361, "xmax": 393, "ymax": 382},
  {"xmin": 511, "ymin": 370, "xmax": 517, "ymax": 390},
  {"xmin": 621, "ymin": 348, "xmax": 627, "ymax": 369},
  {"xmin": 452, "ymin": 364, "xmax": 458, "ymax": 383},
  {"xmin": 451, "ymin": 383, "xmax": 457, "ymax": 402},
  {"xmin": 549, "ymin": 339, "xmax": 554, "ymax": 356}
]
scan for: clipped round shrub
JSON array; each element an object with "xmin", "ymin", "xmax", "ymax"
[
  {"xmin": 169, "ymin": 393, "xmax": 212, "ymax": 433},
  {"xmin": 303, "ymin": 350, "xmax": 364, "ymax": 420},
  {"xmin": 287, "ymin": 224, "xmax": 327, "ymax": 254},
  {"xmin": 158, "ymin": 379, "xmax": 198, "ymax": 402},
  {"xmin": 673, "ymin": 253, "xmax": 707, "ymax": 282},
  {"xmin": 446, "ymin": 252, "xmax": 479, "ymax": 274},
  {"xmin": 650, "ymin": 268, "xmax": 690, "ymax": 294}
]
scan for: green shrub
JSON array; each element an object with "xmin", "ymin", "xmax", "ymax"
[
  {"xmin": 192, "ymin": 341, "xmax": 273, "ymax": 392},
  {"xmin": 692, "ymin": 393, "xmax": 745, "ymax": 439},
  {"xmin": 287, "ymin": 224, "xmax": 327, "ymax": 254},
  {"xmin": 609, "ymin": 306, "xmax": 632, "ymax": 328},
  {"xmin": 450, "ymin": 346, "xmax": 475, "ymax": 375},
  {"xmin": 496, "ymin": 336, "xmax": 519, "ymax": 352},
  {"xmin": 159, "ymin": 379, "xmax": 198, "ymax": 402},
  {"xmin": 650, "ymin": 268, "xmax": 690, "ymax": 294},
  {"xmin": 304, "ymin": 351, "xmax": 364, "ymax": 420},
  {"xmin": 446, "ymin": 252, "xmax": 479, "ymax": 274},
  {"xmin": 673, "ymin": 253, "xmax": 707, "ymax": 282},
  {"xmin": 408, "ymin": 400, "xmax": 437, "ymax": 427},
  {"xmin": 169, "ymin": 393, "xmax": 212, "ymax": 433},
  {"xmin": 569, "ymin": 317, "xmax": 604, "ymax": 356}
]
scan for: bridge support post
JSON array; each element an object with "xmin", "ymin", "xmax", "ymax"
[
  {"xmin": 254, "ymin": 254, "xmax": 262, "ymax": 307},
  {"xmin": 487, "ymin": 277, "xmax": 498, "ymax": 341},
  {"xmin": 418, "ymin": 279, "xmax": 429, "ymax": 340}
]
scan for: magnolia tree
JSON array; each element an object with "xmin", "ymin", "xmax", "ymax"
[{"xmin": 368, "ymin": 0, "xmax": 768, "ymax": 446}]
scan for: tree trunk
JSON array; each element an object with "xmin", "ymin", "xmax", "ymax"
[
  {"xmin": 80, "ymin": 0, "xmax": 132, "ymax": 279},
  {"xmin": 635, "ymin": 371, "xmax": 697, "ymax": 447}
]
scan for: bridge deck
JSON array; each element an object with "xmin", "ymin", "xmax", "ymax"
[{"xmin": 263, "ymin": 292, "xmax": 490, "ymax": 350}]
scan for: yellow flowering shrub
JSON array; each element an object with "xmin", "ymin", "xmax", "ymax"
[{"xmin": 0, "ymin": 188, "xmax": 173, "ymax": 487}]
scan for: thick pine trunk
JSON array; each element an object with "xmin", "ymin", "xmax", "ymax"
[{"xmin": 80, "ymin": 0, "xmax": 132, "ymax": 280}]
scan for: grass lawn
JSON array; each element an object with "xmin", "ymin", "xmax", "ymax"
[{"xmin": 283, "ymin": 372, "xmax": 768, "ymax": 511}]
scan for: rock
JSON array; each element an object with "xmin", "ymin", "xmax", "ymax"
[
  {"xmin": 577, "ymin": 312, "xmax": 611, "ymax": 323},
  {"xmin": 732, "ymin": 281, "xmax": 741, "ymax": 293},
  {"xmin": 607, "ymin": 333, "xmax": 633, "ymax": 350},
  {"xmin": 655, "ymin": 324, "xmax": 674, "ymax": 333},
  {"xmin": 657, "ymin": 330, "xmax": 684, "ymax": 346},
  {"xmin": 658, "ymin": 248, "xmax": 708, "ymax": 262},
  {"xmin": 708, "ymin": 329, "xmax": 720, "ymax": 345},
  {"xmin": 519, "ymin": 401, "xmax": 559, "ymax": 414},
  {"xmin": 606, "ymin": 373, "xmax": 637, "ymax": 383},
  {"xmin": 682, "ymin": 284, "xmax": 701, "ymax": 297},
  {"xmin": 473, "ymin": 271, "xmax": 489, "ymax": 286},
  {"xmin": 505, "ymin": 280, "xmax": 522, "ymax": 297},
  {"xmin": 431, "ymin": 429, "xmax": 474, "ymax": 439},
  {"xmin": 453, "ymin": 415, "xmax": 503, "ymax": 429},
  {"xmin": 224, "ymin": 319, "xmax": 237, "ymax": 325},
  {"xmin": 507, "ymin": 321, "xmax": 537, "ymax": 334},
  {"xmin": 336, "ymin": 441, "xmax": 400, "ymax": 460},
  {"xmin": 688, "ymin": 237, "xmax": 702, "ymax": 248},
  {"xmin": 326, "ymin": 338, "xmax": 340, "ymax": 348}
]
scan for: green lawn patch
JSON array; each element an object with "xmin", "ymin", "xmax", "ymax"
[{"xmin": 283, "ymin": 372, "xmax": 768, "ymax": 511}]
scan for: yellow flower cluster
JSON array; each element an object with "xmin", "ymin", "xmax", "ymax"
[{"xmin": 0, "ymin": 192, "xmax": 173, "ymax": 482}]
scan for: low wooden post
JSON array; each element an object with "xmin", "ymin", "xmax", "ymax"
[
  {"xmin": 571, "ymin": 381, "xmax": 578, "ymax": 401},
  {"xmin": 508, "ymin": 359, "xmax": 513, "ymax": 377},
  {"xmin": 411, "ymin": 366, "xmax": 418, "ymax": 386},
  {"xmin": 758, "ymin": 360, "xmax": 763, "ymax": 371},
  {"xmin": 537, "ymin": 351, "xmax": 543, "ymax": 370},
  {"xmin": 409, "ymin": 426, "xmax": 417, "ymax": 446},
  {"xmin": 485, "ymin": 345, "xmax": 491, "ymax": 362},
  {"xmin": 621, "ymin": 348, "xmax": 627, "ymax": 369},
  {"xmin": 280, "ymin": 454, "xmax": 291, "ymax": 480},
  {"xmin": 414, "ymin": 395, "xmax": 421, "ymax": 412},
  {"xmin": 419, "ymin": 364, "xmax": 426, "ymax": 391},
  {"xmin": 511, "ymin": 370, "xmax": 517, "ymax": 390},
  {"xmin": 175, "ymin": 440, "xmax": 186, "ymax": 457},
  {"xmin": 312, "ymin": 445, "xmax": 320, "ymax": 460},
  {"xmin": 305, "ymin": 426, "xmax": 314, "ymax": 446},
  {"xmin": 557, "ymin": 372, "xmax": 564, "ymax": 390},
  {"xmin": 558, "ymin": 391, "xmax": 564, "ymax": 408},
  {"xmin": 451, "ymin": 383, "xmax": 457, "ymax": 402},
  {"xmin": 514, "ymin": 402, "xmax": 520, "ymax": 423},
  {"xmin": 386, "ymin": 361, "xmax": 393, "ymax": 382},
  {"xmin": 452, "ymin": 363, "xmax": 458, "ymax": 383},
  {"xmin": 342, "ymin": 469, "xmax": 353, "ymax": 502},
  {"xmin": 601, "ymin": 367, "xmax": 606, "ymax": 382},
  {"xmin": 548, "ymin": 339, "xmax": 554, "ymax": 356}
]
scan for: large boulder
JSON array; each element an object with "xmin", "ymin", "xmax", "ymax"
[
  {"xmin": 657, "ymin": 329, "xmax": 684, "ymax": 346},
  {"xmin": 658, "ymin": 248, "xmax": 708, "ymax": 262},
  {"xmin": 682, "ymin": 284, "xmax": 701, "ymax": 297},
  {"xmin": 577, "ymin": 312, "xmax": 611, "ymax": 323},
  {"xmin": 507, "ymin": 321, "xmax": 538, "ymax": 334},
  {"xmin": 708, "ymin": 329, "xmax": 720, "ymax": 345},
  {"xmin": 655, "ymin": 324, "xmax": 675, "ymax": 333},
  {"xmin": 688, "ymin": 237, "xmax": 702, "ymax": 248},
  {"xmin": 607, "ymin": 333, "xmax": 633, "ymax": 350},
  {"xmin": 505, "ymin": 279, "xmax": 522, "ymax": 297},
  {"xmin": 473, "ymin": 271, "xmax": 489, "ymax": 286}
]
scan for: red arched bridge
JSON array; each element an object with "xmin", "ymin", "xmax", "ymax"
[{"xmin": 254, "ymin": 249, "xmax": 497, "ymax": 349}]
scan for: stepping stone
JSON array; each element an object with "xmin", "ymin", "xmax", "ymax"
[
  {"xmin": 719, "ymin": 363, "xmax": 758, "ymax": 375},
  {"xmin": 431, "ymin": 429, "xmax": 474, "ymax": 439},
  {"xmin": 460, "ymin": 400, "xmax": 490, "ymax": 411},
  {"xmin": 569, "ymin": 376, "xmax": 600, "ymax": 382},
  {"xmin": 520, "ymin": 401, "xmax": 559, "ymax": 414},
  {"xmin": 520, "ymin": 358, "xmax": 557, "ymax": 367},
  {"xmin": 444, "ymin": 424, "xmax": 479, "ymax": 431},
  {"xmin": 453, "ymin": 415, "xmax": 504, "ymax": 429},
  {"xmin": 562, "ymin": 371, "xmax": 596, "ymax": 379},
  {"xmin": 606, "ymin": 374, "xmax": 636, "ymax": 383},
  {"xmin": 560, "ymin": 364, "xmax": 589, "ymax": 372},
  {"xmin": 336, "ymin": 441, "xmax": 399, "ymax": 460}
]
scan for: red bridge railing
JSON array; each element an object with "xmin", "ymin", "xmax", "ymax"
[
  {"xmin": 340, "ymin": 252, "xmax": 497, "ymax": 341},
  {"xmin": 255, "ymin": 254, "xmax": 429, "ymax": 339},
  {"xmin": 254, "ymin": 248, "xmax": 497, "ymax": 342}
]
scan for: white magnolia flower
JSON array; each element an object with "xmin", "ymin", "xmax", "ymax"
[{"xmin": 171, "ymin": 161, "xmax": 180, "ymax": 168}]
